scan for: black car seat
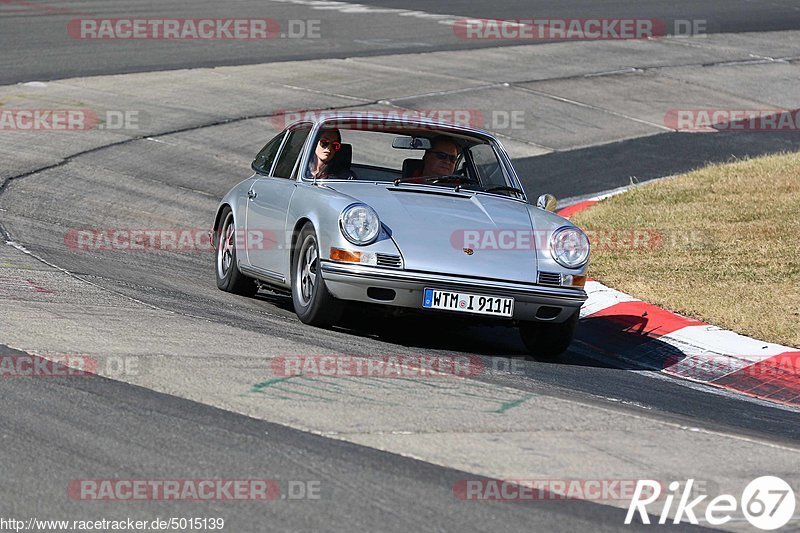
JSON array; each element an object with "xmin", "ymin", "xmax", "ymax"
[
  {"xmin": 327, "ymin": 143, "xmax": 356, "ymax": 179},
  {"xmin": 402, "ymin": 158, "xmax": 424, "ymax": 179}
]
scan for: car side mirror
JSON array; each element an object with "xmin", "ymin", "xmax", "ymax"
[{"xmin": 537, "ymin": 194, "xmax": 557, "ymax": 212}]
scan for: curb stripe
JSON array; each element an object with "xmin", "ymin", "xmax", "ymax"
[
  {"xmin": 584, "ymin": 301, "xmax": 705, "ymax": 338},
  {"xmin": 711, "ymin": 351, "xmax": 800, "ymax": 405},
  {"xmin": 556, "ymin": 200, "xmax": 598, "ymax": 219},
  {"xmin": 562, "ymin": 194, "xmax": 799, "ymax": 408}
]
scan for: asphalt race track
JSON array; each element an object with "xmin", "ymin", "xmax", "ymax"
[
  {"xmin": 1, "ymin": 1, "xmax": 799, "ymax": 531},
  {"xmin": 3, "ymin": 0, "xmax": 800, "ymax": 84},
  {"xmin": 4, "ymin": 346, "xmax": 685, "ymax": 532}
]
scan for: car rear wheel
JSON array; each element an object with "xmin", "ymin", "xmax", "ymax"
[
  {"xmin": 291, "ymin": 223, "xmax": 343, "ymax": 327},
  {"xmin": 519, "ymin": 310, "xmax": 579, "ymax": 359},
  {"xmin": 215, "ymin": 207, "xmax": 258, "ymax": 297}
]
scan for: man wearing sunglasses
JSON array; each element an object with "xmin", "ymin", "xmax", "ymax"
[{"xmin": 409, "ymin": 136, "xmax": 460, "ymax": 181}]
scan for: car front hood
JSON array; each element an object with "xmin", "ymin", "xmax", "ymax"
[{"xmin": 327, "ymin": 182, "xmax": 538, "ymax": 283}]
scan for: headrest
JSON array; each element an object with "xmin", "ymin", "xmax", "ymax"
[
  {"xmin": 402, "ymin": 158, "xmax": 424, "ymax": 179},
  {"xmin": 328, "ymin": 143, "xmax": 352, "ymax": 174}
]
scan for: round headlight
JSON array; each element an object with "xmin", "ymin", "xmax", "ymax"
[
  {"xmin": 340, "ymin": 204, "xmax": 380, "ymax": 245},
  {"xmin": 550, "ymin": 226, "xmax": 590, "ymax": 268}
]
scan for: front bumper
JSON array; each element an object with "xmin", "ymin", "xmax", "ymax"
[{"xmin": 320, "ymin": 261, "xmax": 586, "ymax": 323}]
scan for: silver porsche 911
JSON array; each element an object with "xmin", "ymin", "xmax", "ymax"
[{"xmin": 212, "ymin": 113, "xmax": 590, "ymax": 357}]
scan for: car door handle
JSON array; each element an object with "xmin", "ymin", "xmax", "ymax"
[{"xmin": 247, "ymin": 189, "xmax": 257, "ymax": 199}]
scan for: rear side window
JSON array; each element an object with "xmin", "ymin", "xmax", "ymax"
[
  {"xmin": 252, "ymin": 132, "xmax": 285, "ymax": 175},
  {"xmin": 273, "ymin": 126, "xmax": 311, "ymax": 179}
]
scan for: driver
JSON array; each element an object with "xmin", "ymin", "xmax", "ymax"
[{"xmin": 408, "ymin": 136, "xmax": 459, "ymax": 181}]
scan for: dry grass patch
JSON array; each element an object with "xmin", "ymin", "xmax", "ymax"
[{"xmin": 572, "ymin": 152, "xmax": 800, "ymax": 348}]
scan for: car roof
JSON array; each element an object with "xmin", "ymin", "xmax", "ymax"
[{"xmin": 281, "ymin": 111, "xmax": 498, "ymax": 141}]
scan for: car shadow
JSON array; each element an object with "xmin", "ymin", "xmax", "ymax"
[
  {"xmin": 253, "ymin": 289, "xmax": 294, "ymax": 312},
  {"xmin": 334, "ymin": 303, "xmax": 693, "ymax": 373},
  {"xmin": 570, "ymin": 313, "xmax": 690, "ymax": 371},
  {"xmin": 268, "ymin": 289, "xmax": 691, "ymax": 372}
]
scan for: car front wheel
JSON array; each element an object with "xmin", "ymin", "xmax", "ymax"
[
  {"xmin": 291, "ymin": 223, "xmax": 343, "ymax": 327},
  {"xmin": 519, "ymin": 310, "xmax": 579, "ymax": 359}
]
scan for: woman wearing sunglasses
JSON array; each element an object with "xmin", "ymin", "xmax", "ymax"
[{"xmin": 309, "ymin": 128, "xmax": 343, "ymax": 179}]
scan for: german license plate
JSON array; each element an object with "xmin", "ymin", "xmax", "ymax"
[{"xmin": 422, "ymin": 288, "xmax": 514, "ymax": 317}]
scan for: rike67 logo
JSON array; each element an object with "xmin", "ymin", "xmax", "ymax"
[{"xmin": 626, "ymin": 476, "xmax": 796, "ymax": 530}]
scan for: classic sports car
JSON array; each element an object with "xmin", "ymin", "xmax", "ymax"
[{"xmin": 212, "ymin": 113, "xmax": 590, "ymax": 357}]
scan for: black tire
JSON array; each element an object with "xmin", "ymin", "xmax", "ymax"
[
  {"xmin": 519, "ymin": 310, "xmax": 580, "ymax": 359},
  {"xmin": 291, "ymin": 223, "xmax": 343, "ymax": 327},
  {"xmin": 215, "ymin": 206, "xmax": 258, "ymax": 297}
]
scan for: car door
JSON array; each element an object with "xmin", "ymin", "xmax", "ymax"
[{"xmin": 245, "ymin": 123, "xmax": 311, "ymax": 280}]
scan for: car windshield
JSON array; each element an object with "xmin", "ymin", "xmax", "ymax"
[{"xmin": 305, "ymin": 121, "xmax": 522, "ymax": 197}]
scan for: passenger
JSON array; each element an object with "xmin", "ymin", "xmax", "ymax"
[{"xmin": 309, "ymin": 128, "xmax": 342, "ymax": 179}]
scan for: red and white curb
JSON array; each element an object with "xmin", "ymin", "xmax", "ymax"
[{"xmin": 560, "ymin": 198, "xmax": 800, "ymax": 408}]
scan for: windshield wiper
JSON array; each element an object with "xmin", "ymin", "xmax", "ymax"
[
  {"xmin": 394, "ymin": 174, "xmax": 479, "ymax": 186},
  {"xmin": 483, "ymin": 185, "xmax": 525, "ymax": 196}
]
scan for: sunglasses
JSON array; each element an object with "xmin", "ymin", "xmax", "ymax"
[
  {"xmin": 431, "ymin": 151, "xmax": 457, "ymax": 163},
  {"xmin": 319, "ymin": 139, "xmax": 342, "ymax": 151}
]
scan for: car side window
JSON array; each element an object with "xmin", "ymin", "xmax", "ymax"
[
  {"xmin": 468, "ymin": 144, "xmax": 508, "ymax": 188},
  {"xmin": 273, "ymin": 125, "xmax": 311, "ymax": 179},
  {"xmin": 252, "ymin": 132, "xmax": 285, "ymax": 175}
]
